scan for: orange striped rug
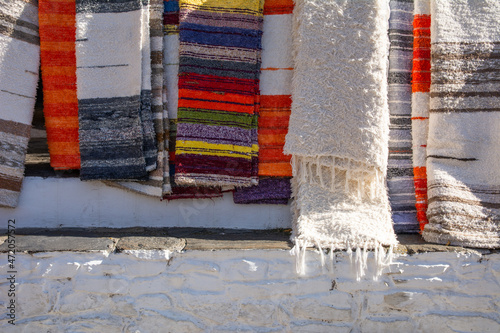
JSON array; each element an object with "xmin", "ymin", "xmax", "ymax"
[{"xmin": 39, "ymin": 0, "xmax": 80, "ymax": 170}]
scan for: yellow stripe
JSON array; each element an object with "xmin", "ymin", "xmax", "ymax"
[
  {"xmin": 181, "ymin": 0, "xmax": 261, "ymax": 11},
  {"xmin": 176, "ymin": 140, "xmax": 253, "ymax": 159}
]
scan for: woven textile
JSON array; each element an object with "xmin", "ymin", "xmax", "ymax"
[
  {"xmin": 76, "ymin": 0, "xmax": 148, "ymax": 180},
  {"xmin": 163, "ymin": 0, "xmax": 222, "ymax": 200},
  {"xmin": 232, "ymin": 0, "xmax": 293, "ymax": 205},
  {"xmin": 422, "ymin": 0, "xmax": 500, "ymax": 248},
  {"xmin": 108, "ymin": 0, "xmax": 169, "ymax": 197},
  {"xmin": 411, "ymin": 0, "xmax": 430, "ymax": 231},
  {"xmin": 0, "ymin": 0, "xmax": 40, "ymax": 208},
  {"xmin": 387, "ymin": 0, "xmax": 418, "ymax": 232},
  {"xmin": 39, "ymin": 0, "xmax": 80, "ymax": 170},
  {"xmin": 174, "ymin": 0, "xmax": 264, "ymax": 187},
  {"xmin": 285, "ymin": 0, "xmax": 397, "ymax": 268}
]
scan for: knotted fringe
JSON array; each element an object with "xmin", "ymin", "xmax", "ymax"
[{"xmin": 290, "ymin": 240, "xmax": 394, "ymax": 281}]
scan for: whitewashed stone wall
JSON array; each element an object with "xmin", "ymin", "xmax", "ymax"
[{"xmin": 1, "ymin": 249, "xmax": 499, "ymax": 332}]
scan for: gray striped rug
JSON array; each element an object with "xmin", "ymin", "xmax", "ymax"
[
  {"xmin": 422, "ymin": 0, "xmax": 500, "ymax": 248},
  {"xmin": 76, "ymin": 0, "xmax": 148, "ymax": 180},
  {"xmin": 387, "ymin": 0, "xmax": 418, "ymax": 232},
  {"xmin": 0, "ymin": 0, "xmax": 40, "ymax": 208}
]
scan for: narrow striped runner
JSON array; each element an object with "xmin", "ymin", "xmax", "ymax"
[
  {"xmin": 233, "ymin": 0, "xmax": 293, "ymax": 204},
  {"xmin": 0, "ymin": 0, "xmax": 40, "ymax": 207},
  {"xmin": 411, "ymin": 0, "xmax": 430, "ymax": 231},
  {"xmin": 387, "ymin": 0, "xmax": 418, "ymax": 232},
  {"xmin": 174, "ymin": 0, "xmax": 264, "ymax": 187},
  {"xmin": 39, "ymin": 0, "xmax": 80, "ymax": 170},
  {"xmin": 422, "ymin": 0, "xmax": 500, "ymax": 248}
]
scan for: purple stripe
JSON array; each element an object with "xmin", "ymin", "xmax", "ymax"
[
  {"xmin": 177, "ymin": 123, "xmax": 253, "ymax": 143},
  {"xmin": 233, "ymin": 178, "xmax": 291, "ymax": 204}
]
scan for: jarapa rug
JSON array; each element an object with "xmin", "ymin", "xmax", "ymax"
[
  {"xmin": 76, "ymin": 0, "xmax": 149, "ymax": 180},
  {"xmin": 163, "ymin": 0, "xmax": 222, "ymax": 200},
  {"xmin": 422, "ymin": 0, "xmax": 500, "ymax": 248},
  {"xmin": 285, "ymin": 0, "xmax": 397, "ymax": 277},
  {"xmin": 232, "ymin": 0, "xmax": 293, "ymax": 205},
  {"xmin": 0, "ymin": 0, "xmax": 40, "ymax": 208},
  {"xmin": 387, "ymin": 0, "xmax": 418, "ymax": 232},
  {"xmin": 39, "ymin": 0, "xmax": 80, "ymax": 170},
  {"xmin": 174, "ymin": 0, "xmax": 264, "ymax": 187},
  {"xmin": 106, "ymin": 0, "xmax": 170, "ymax": 197},
  {"xmin": 411, "ymin": 0, "xmax": 430, "ymax": 231}
]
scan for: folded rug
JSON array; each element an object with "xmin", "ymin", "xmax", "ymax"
[
  {"xmin": 163, "ymin": 0, "xmax": 222, "ymax": 200},
  {"xmin": 39, "ymin": 0, "xmax": 80, "ymax": 170},
  {"xmin": 232, "ymin": 0, "xmax": 293, "ymax": 204},
  {"xmin": 285, "ymin": 0, "xmax": 397, "ymax": 275},
  {"xmin": 422, "ymin": 0, "xmax": 500, "ymax": 248},
  {"xmin": 0, "ymin": 0, "xmax": 40, "ymax": 208},
  {"xmin": 411, "ymin": 0, "xmax": 430, "ymax": 231},
  {"xmin": 387, "ymin": 0, "xmax": 418, "ymax": 233},
  {"xmin": 174, "ymin": 0, "xmax": 264, "ymax": 187},
  {"xmin": 106, "ymin": 0, "xmax": 169, "ymax": 197},
  {"xmin": 76, "ymin": 0, "xmax": 148, "ymax": 180}
]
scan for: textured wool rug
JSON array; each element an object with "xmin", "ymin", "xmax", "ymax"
[
  {"xmin": 411, "ymin": 0, "xmax": 430, "ymax": 231},
  {"xmin": 387, "ymin": 0, "xmax": 418, "ymax": 232},
  {"xmin": 232, "ymin": 0, "xmax": 293, "ymax": 204},
  {"xmin": 173, "ymin": 0, "xmax": 264, "ymax": 187},
  {"xmin": 422, "ymin": 0, "xmax": 500, "ymax": 248},
  {"xmin": 285, "ymin": 0, "xmax": 397, "ymax": 275},
  {"xmin": 106, "ymin": 0, "xmax": 170, "ymax": 197},
  {"xmin": 0, "ymin": 0, "xmax": 40, "ymax": 208},
  {"xmin": 163, "ymin": 0, "xmax": 222, "ymax": 200},
  {"xmin": 76, "ymin": 0, "xmax": 148, "ymax": 180},
  {"xmin": 39, "ymin": 0, "xmax": 80, "ymax": 170}
]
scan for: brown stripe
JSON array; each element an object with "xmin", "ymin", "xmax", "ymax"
[
  {"xmin": 427, "ymin": 211, "xmax": 500, "ymax": 222},
  {"xmin": 0, "ymin": 119, "xmax": 31, "ymax": 138},
  {"xmin": 151, "ymin": 51, "xmax": 163, "ymax": 64},
  {"xmin": 429, "ymin": 196, "xmax": 500, "ymax": 209},
  {"xmin": 430, "ymin": 107, "xmax": 500, "ymax": 113},
  {"xmin": 0, "ymin": 176, "xmax": 22, "ymax": 192},
  {"xmin": 0, "ymin": 24, "xmax": 39, "ymax": 45},
  {"xmin": 0, "ymin": 13, "xmax": 39, "ymax": 32},
  {"xmin": 433, "ymin": 41, "xmax": 500, "ymax": 45},
  {"xmin": 428, "ymin": 183, "xmax": 500, "ymax": 195},
  {"xmin": 430, "ymin": 91, "xmax": 500, "ymax": 98},
  {"xmin": 432, "ymin": 52, "xmax": 500, "ymax": 60}
]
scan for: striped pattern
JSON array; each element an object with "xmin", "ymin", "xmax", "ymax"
[
  {"xmin": 39, "ymin": 0, "xmax": 80, "ymax": 170},
  {"xmin": 174, "ymin": 0, "xmax": 264, "ymax": 187},
  {"xmin": 387, "ymin": 0, "xmax": 418, "ymax": 232},
  {"xmin": 411, "ymin": 0, "xmax": 430, "ymax": 230},
  {"xmin": 76, "ymin": 0, "xmax": 148, "ymax": 180},
  {"xmin": 232, "ymin": 0, "xmax": 293, "ymax": 204},
  {"xmin": 0, "ymin": 0, "xmax": 40, "ymax": 207},
  {"xmin": 422, "ymin": 0, "xmax": 500, "ymax": 248},
  {"xmin": 163, "ymin": 0, "xmax": 222, "ymax": 199}
]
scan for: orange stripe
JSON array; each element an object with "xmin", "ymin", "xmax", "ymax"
[
  {"xmin": 45, "ymin": 116, "xmax": 79, "ymax": 128},
  {"xmin": 47, "ymin": 142, "xmax": 80, "ymax": 155},
  {"xmin": 260, "ymin": 95, "xmax": 292, "ymax": 107},
  {"xmin": 42, "ymin": 65, "xmax": 77, "ymax": 76},
  {"xmin": 259, "ymin": 163, "xmax": 292, "ymax": 177},
  {"xmin": 43, "ymin": 89, "xmax": 78, "ymax": 104},
  {"xmin": 40, "ymin": 41, "xmax": 75, "ymax": 52},
  {"xmin": 261, "ymin": 67, "xmax": 293, "ymax": 71},
  {"xmin": 39, "ymin": 13, "xmax": 75, "ymax": 26}
]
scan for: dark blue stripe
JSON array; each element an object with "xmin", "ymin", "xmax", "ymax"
[
  {"xmin": 180, "ymin": 23, "xmax": 262, "ymax": 49},
  {"xmin": 164, "ymin": 0, "xmax": 179, "ymax": 13}
]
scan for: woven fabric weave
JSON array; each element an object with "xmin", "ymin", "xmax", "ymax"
[
  {"xmin": 173, "ymin": 0, "xmax": 264, "ymax": 187},
  {"xmin": 422, "ymin": 0, "xmax": 500, "ymax": 248},
  {"xmin": 285, "ymin": 0, "xmax": 397, "ymax": 262},
  {"xmin": 387, "ymin": 0, "xmax": 418, "ymax": 232},
  {"xmin": 411, "ymin": 0, "xmax": 430, "ymax": 231},
  {"xmin": 0, "ymin": 0, "xmax": 40, "ymax": 208},
  {"xmin": 39, "ymin": 0, "xmax": 80, "ymax": 170}
]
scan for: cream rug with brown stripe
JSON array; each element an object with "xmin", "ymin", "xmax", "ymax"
[
  {"xmin": 0, "ymin": 0, "xmax": 40, "ymax": 208},
  {"xmin": 422, "ymin": 0, "xmax": 500, "ymax": 248}
]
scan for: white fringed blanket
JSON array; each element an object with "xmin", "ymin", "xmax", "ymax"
[
  {"xmin": 285, "ymin": 0, "xmax": 398, "ymax": 273},
  {"xmin": 422, "ymin": 0, "xmax": 500, "ymax": 248}
]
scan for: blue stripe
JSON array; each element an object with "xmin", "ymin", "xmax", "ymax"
[
  {"xmin": 180, "ymin": 23, "xmax": 262, "ymax": 49},
  {"xmin": 164, "ymin": 1, "xmax": 179, "ymax": 13}
]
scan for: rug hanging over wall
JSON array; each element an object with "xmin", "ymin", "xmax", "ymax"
[
  {"xmin": 173, "ymin": 0, "xmax": 264, "ymax": 187},
  {"xmin": 422, "ymin": 0, "xmax": 500, "ymax": 248},
  {"xmin": 284, "ymin": 0, "xmax": 398, "ymax": 270},
  {"xmin": 0, "ymin": 0, "xmax": 40, "ymax": 208}
]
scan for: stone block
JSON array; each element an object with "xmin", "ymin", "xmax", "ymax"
[
  {"xmin": 220, "ymin": 258, "xmax": 269, "ymax": 281},
  {"xmin": 360, "ymin": 318, "xmax": 414, "ymax": 333},
  {"xmin": 237, "ymin": 302, "xmax": 279, "ymax": 327},
  {"xmin": 135, "ymin": 294, "xmax": 173, "ymax": 312},
  {"xmin": 182, "ymin": 273, "xmax": 225, "ymax": 293},
  {"xmin": 290, "ymin": 323, "xmax": 352, "ymax": 333},
  {"xmin": 16, "ymin": 283, "xmax": 52, "ymax": 318},
  {"xmin": 125, "ymin": 276, "xmax": 173, "ymax": 296},
  {"xmin": 123, "ymin": 261, "xmax": 167, "ymax": 277},
  {"xmin": 292, "ymin": 299, "xmax": 352, "ymax": 322}
]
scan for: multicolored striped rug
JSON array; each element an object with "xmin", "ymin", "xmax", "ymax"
[
  {"xmin": 163, "ymin": 0, "xmax": 222, "ymax": 200},
  {"xmin": 174, "ymin": 0, "xmax": 264, "ymax": 187},
  {"xmin": 411, "ymin": 0, "xmax": 430, "ymax": 231},
  {"xmin": 0, "ymin": 0, "xmax": 40, "ymax": 208},
  {"xmin": 387, "ymin": 0, "xmax": 418, "ymax": 232},
  {"xmin": 76, "ymin": 0, "xmax": 148, "ymax": 180},
  {"xmin": 285, "ymin": 0, "xmax": 397, "ymax": 275},
  {"xmin": 232, "ymin": 0, "xmax": 293, "ymax": 204},
  {"xmin": 39, "ymin": 0, "xmax": 80, "ymax": 170},
  {"xmin": 422, "ymin": 0, "xmax": 500, "ymax": 248}
]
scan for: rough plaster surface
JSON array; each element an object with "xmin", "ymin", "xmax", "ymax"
[{"xmin": 1, "ymin": 249, "xmax": 499, "ymax": 332}]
